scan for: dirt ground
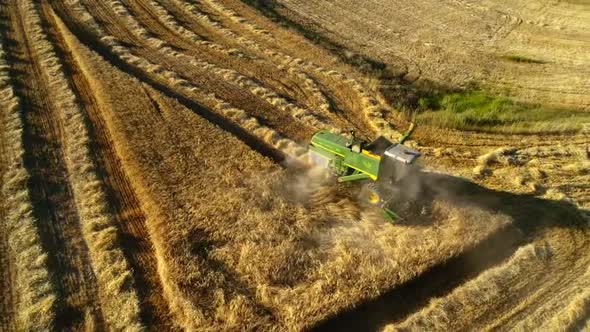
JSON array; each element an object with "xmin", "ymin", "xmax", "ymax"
[{"xmin": 0, "ymin": 0, "xmax": 588, "ymax": 330}]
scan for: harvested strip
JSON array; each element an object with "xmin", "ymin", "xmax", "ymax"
[
  {"xmin": 133, "ymin": 0, "xmax": 335, "ymax": 119},
  {"xmin": 45, "ymin": 6, "xmax": 177, "ymax": 329},
  {"xmin": 178, "ymin": 0, "xmax": 399, "ymax": 138},
  {"xmin": 20, "ymin": 1, "xmax": 141, "ymax": 329},
  {"xmin": 163, "ymin": 0, "xmax": 358, "ymax": 128},
  {"xmin": 0, "ymin": 32, "xmax": 56, "ymax": 331},
  {"xmin": 54, "ymin": 22, "xmax": 279, "ymax": 329}
]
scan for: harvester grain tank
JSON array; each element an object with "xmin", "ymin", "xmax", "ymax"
[{"xmin": 308, "ymin": 124, "xmax": 420, "ymax": 221}]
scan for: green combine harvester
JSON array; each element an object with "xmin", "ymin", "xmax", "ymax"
[{"xmin": 308, "ymin": 123, "xmax": 420, "ymax": 221}]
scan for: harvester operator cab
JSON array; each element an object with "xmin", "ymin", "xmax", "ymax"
[
  {"xmin": 346, "ymin": 129, "xmax": 363, "ymax": 153},
  {"xmin": 379, "ymin": 143, "xmax": 421, "ymax": 182}
]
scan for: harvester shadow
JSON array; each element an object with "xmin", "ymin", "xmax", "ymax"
[{"xmin": 311, "ymin": 173, "xmax": 586, "ymax": 332}]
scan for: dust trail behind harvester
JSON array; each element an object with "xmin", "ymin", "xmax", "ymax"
[
  {"xmin": 284, "ymin": 153, "xmax": 520, "ymax": 330},
  {"xmin": 280, "ymin": 153, "xmax": 336, "ymax": 204}
]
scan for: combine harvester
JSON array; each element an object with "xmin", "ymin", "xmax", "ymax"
[{"xmin": 308, "ymin": 124, "xmax": 421, "ymax": 221}]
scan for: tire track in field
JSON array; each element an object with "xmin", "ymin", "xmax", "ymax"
[
  {"xmin": 41, "ymin": 2, "xmax": 177, "ymax": 329},
  {"xmin": 2, "ymin": 1, "xmax": 105, "ymax": 330}
]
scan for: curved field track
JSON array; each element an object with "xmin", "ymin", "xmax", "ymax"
[{"xmin": 0, "ymin": 0, "xmax": 588, "ymax": 330}]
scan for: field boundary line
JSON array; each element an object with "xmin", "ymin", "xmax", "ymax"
[
  {"xmin": 0, "ymin": 34, "xmax": 56, "ymax": 332},
  {"xmin": 20, "ymin": 1, "xmax": 142, "ymax": 329}
]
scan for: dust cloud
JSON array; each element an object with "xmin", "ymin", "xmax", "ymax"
[{"xmin": 279, "ymin": 152, "xmax": 335, "ymax": 204}]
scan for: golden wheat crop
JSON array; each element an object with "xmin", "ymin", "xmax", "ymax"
[
  {"xmin": 2, "ymin": 0, "xmax": 587, "ymax": 330},
  {"xmin": 57, "ymin": 12, "xmax": 515, "ymax": 328},
  {"xmin": 0, "ymin": 35, "xmax": 56, "ymax": 332},
  {"xmin": 21, "ymin": 2, "xmax": 142, "ymax": 329}
]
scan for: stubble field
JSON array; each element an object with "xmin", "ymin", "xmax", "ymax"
[{"xmin": 0, "ymin": 0, "xmax": 589, "ymax": 330}]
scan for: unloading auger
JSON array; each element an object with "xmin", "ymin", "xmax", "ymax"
[{"xmin": 308, "ymin": 123, "xmax": 420, "ymax": 221}]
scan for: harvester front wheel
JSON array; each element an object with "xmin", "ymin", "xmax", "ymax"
[{"xmin": 365, "ymin": 183, "xmax": 382, "ymax": 205}]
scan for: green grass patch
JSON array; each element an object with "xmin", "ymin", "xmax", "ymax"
[
  {"xmin": 416, "ymin": 91, "xmax": 588, "ymax": 133},
  {"xmin": 501, "ymin": 55, "xmax": 545, "ymax": 64}
]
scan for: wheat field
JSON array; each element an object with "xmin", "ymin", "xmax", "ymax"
[{"xmin": 0, "ymin": 0, "xmax": 588, "ymax": 330}]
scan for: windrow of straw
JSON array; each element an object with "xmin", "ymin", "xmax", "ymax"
[
  {"xmin": 20, "ymin": 2, "xmax": 142, "ymax": 329},
  {"xmin": 202, "ymin": 0, "xmax": 273, "ymax": 37},
  {"xmin": 103, "ymin": 0, "xmax": 333, "ymax": 131},
  {"xmin": 171, "ymin": 0, "xmax": 347, "ymax": 120},
  {"xmin": 148, "ymin": 0, "xmax": 331, "ymax": 118},
  {"xmin": 55, "ymin": 17, "xmax": 282, "ymax": 329},
  {"xmin": 138, "ymin": 0, "xmax": 334, "ymax": 127},
  {"xmin": 65, "ymin": 0, "xmax": 306, "ymax": 158},
  {"xmin": 130, "ymin": 0, "xmax": 241, "ymax": 56},
  {"xmin": 0, "ymin": 36, "xmax": 56, "ymax": 332},
  {"xmin": 179, "ymin": 0, "xmax": 401, "ymax": 139}
]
